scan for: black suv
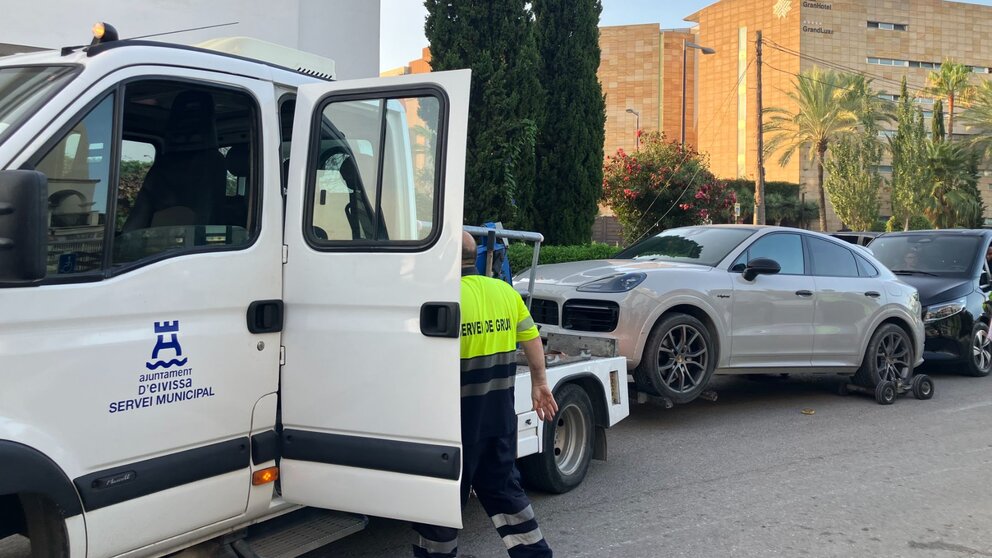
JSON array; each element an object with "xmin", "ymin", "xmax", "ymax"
[{"xmin": 868, "ymin": 230, "xmax": 992, "ymax": 376}]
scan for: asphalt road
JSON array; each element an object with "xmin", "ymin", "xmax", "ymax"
[
  {"xmin": 318, "ymin": 369, "xmax": 992, "ymax": 558},
  {"xmin": 4, "ymin": 369, "xmax": 992, "ymax": 558}
]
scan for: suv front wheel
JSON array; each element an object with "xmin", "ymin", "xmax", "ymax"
[{"xmin": 634, "ymin": 313, "xmax": 715, "ymax": 404}]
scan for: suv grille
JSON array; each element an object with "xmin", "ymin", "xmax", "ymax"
[
  {"xmin": 562, "ymin": 300, "xmax": 620, "ymax": 332},
  {"xmin": 529, "ymin": 298, "xmax": 559, "ymax": 326}
]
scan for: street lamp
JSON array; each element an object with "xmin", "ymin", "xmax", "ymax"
[
  {"xmin": 682, "ymin": 39, "xmax": 716, "ymax": 146},
  {"xmin": 625, "ymin": 107, "xmax": 640, "ymax": 150}
]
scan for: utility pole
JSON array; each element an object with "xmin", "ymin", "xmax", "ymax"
[{"xmin": 754, "ymin": 30, "xmax": 767, "ymax": 226}]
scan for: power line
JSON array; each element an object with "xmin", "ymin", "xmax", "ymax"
[
  {"xmin": 762, "ymin": 39, "xmax": 937, "ymax": 97},
  {"xmin": 627, "ymin": 59, "xmax": 757, "ymax": 245}
]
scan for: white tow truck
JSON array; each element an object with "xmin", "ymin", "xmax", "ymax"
[{"xmin": 0, "ymin": 26, "xmax": 628, "ymax": 558}]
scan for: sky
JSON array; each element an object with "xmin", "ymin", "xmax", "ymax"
[{"xmin": 379, "ymin": 0, "xmax": 992, "ymax": 72}]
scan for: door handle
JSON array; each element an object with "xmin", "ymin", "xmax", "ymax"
[
  {"xmin": 420, "ymin": 302, "xmax": 460, "ymax": 338},
  {"xmin": 795, "ymin": 290, "xmax": 813, "ymax": 297},
  {"xmin": 247, "ymin": 300, "xmax": 284, "ymax": 334},
  {"xmin": 865, "ymin": 291, "xmax": 881, "ymax": 298}
]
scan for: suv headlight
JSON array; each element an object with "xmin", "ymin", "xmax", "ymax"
[
  {"xmin": 576, "ymin": 272, "xmax": 646, "ymax": 293},
  {"xmin": 923, "ymin": 297, "xmax": 967, "ymax": 323}
]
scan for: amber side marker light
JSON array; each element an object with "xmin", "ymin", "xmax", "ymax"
[{"xmin": 252, "ymin": 466, "xmax": 279, "ymax": 486}]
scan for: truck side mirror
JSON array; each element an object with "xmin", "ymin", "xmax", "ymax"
[{"xmin": 0, "ymin": 170, "xmax": 48, "ymax": 282}]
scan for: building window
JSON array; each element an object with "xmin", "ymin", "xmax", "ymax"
[
  {"xmin": 878, "ymin": 93, "xmax": 899, "ymax": 102},
  {"xmin": 917, "ymin": 97, "xmax": 935, "ymax": 105},
  {"xmin": 878, "ymin": 129, "xmax": 896, "ymax": 139},
  {"xmin": 868, "ymin": 57, "xmax": 909, "ymax": 67},
  {"xmin": 909, "ymin": 61, "xmax": 941, "ymax": 69},
  {"xmin": 874, "ymin": 165, "xmax": 893, "ymax": 174},
  {"xmin": 972, "ymin": 66, "xmax": 991, "ymax": 74},
  {"xmin": 868, "ymin": 21, "xmax": 907, "ymax": 31}
]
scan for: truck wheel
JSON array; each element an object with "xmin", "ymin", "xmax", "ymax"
[
  {"xmin": 20, "ymin": 494, "xmax": 68, "ymax": 558},
  {"xmin": 518, "ymin": 384, "xmax": 593, "ymax": 494},
  {"xmin": 964, "ymin": 322, "xmax": 992, "ymax": 377},
  {"xmin": 854, "ymin": 324, "xmax": 914, "ymax": 388},
  {"xmin": 635, "ymin": 313, "xmax": 715, "ymax": 404}
]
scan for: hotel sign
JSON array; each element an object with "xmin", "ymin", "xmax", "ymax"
[
  {"xmin": 803, "ymin": 1, "xmax": 832, "ymax": 9},
  {"xmin": 803, "ymin": 20, "xmax": 834, "ymax": 34},
  {"xmin": 773, "ymin": 0, "xmax": 793, "ymax": 18}
]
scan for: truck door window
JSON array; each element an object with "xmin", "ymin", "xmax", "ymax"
[
  {"xmin": 307, "ymin": 92, "xmax": 443, "ymax": 247},
  {"xmin": 112, "ymin": 80, "xmax": 259, "ymax": 266},
  {"xmin": 34, "ymin": 93, "xmax": 115, "ymax": 276}
]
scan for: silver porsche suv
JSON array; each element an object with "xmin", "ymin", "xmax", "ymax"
[{"xmin": 517, "ymin": 226, "xmax": 925, "ymax": 404}]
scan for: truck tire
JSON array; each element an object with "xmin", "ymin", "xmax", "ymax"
[
  {"xmin": 518, "ymin": 384, "xmax": 593, "ymax": 494},
  {"xmin": 853, "ymin": 324, "xmax": 914, "ymax": 388},
  {"xmin": 635, "ymin": 313, "xmax": 715, "ymax": 404},
  {"xmin": 20, "ymin": 494, "xmax": 68, "ymax": 558}
]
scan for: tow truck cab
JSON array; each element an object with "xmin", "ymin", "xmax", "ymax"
[{"xmin": 0, "ymin": 30, "xmax": 628, "ymax": 558}]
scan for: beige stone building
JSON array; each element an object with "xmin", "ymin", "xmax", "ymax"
[
  {"xmin": 686, "ymin": 0, "xmax": 992, "ymax": 229},
  {"xmin": 598, "ymin": 25, "xmax": 701, "ymax": 156}
]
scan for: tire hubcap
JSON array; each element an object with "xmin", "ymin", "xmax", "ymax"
[
  {"xmin": 973, "ymin": 329, "xmax": 992, "ymax": 371},
  {"xmin": 875, "ymin": 332, "xmax": 910, "ymax": 382},
  {"xmin": 658, "ymin": 324, "xmax": 708, "ymax": 394},
  {"xmin": 553, "ymin": 404, "xmax": 588, "ymax": 476}
]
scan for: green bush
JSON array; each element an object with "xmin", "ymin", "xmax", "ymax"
[
  {"xmin": 885, "ymin": 215, "xmax": 933, "ymax": 232},
  {"xmin": 508, "ymin": 243, "xmax": 622, "ymax": 273}
]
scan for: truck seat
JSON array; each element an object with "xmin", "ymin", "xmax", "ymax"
[{"xmin": 121, "ymin": 91, "xmax": 227, "ymax": 232}]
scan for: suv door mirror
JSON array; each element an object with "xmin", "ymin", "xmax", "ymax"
[
  {"xmin": 743, "ymin": 257, "xmax": 781, "ymax": 281},
  {"xmin": 0, "ymin": 170, "xmax": 48, "ymax": 282}
]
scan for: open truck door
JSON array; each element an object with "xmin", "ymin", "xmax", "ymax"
[{"xmin": 280, "ymin": 70, "xmax": 470, "ymax": 527}]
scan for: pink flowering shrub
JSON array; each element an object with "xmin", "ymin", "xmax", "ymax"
[{"xmin": 602, "ymin": 131, "xmax": 726, "ymax": 244}]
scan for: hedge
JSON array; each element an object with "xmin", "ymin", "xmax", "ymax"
[{"xmin": 507, "ymin": 243, "xmax": 622, "ymax": 273}]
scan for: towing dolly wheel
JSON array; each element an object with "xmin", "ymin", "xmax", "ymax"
[
  {"xmin": 875, "ymin": 381, "xmax": 897, "ymax": 405},
  {"xmin": 911, "ymin": 374, "xmax": 934, "ymax": 400}
]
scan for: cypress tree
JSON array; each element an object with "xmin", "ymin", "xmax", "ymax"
[
  {"xmin": 425, "ymin": 0, "xmax": 544, "ymax": 229},
  {"xmin": 932, "ymin": 98, "xmax": 946, "ymax": 141},
  {"xmin": 533, "ymin": 0, "xmax": 606, "ymax": 244}
]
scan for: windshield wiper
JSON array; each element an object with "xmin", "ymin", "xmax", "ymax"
[{"xmin": 889, "ymin": 269, "xmax": 939, "ymax": 277}]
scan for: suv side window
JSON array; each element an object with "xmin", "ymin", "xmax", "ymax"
[
  {"xmin": 307, "ymin": 93, "xmax": 442, "ymax": 246},
  {"xmin": 733, "ymin": 233, "xmax": 805, "ymax": 275},
  {"xmin": 808, "ymin": 237, "xmax": 859, "ymax": 277}
]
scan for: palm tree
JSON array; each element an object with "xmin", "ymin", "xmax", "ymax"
[
  {"xmin": 924, "ymin": 140, "xmax": 976, "ymax": 228},
  {"xmin": 928, "ymin": 60, "xmax": 973, "ymax": 140},
  {"xmin": 764, "ymin": 68, "xmax": 859, "ymax": 231},
  {"xmin": 960, "ymin": 80, "xmax": 992, "ymax": 160}
]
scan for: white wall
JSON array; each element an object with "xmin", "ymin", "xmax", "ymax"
[{"xmin": 0, "ymin": 0, "xmax": 380, "ymax": 79}]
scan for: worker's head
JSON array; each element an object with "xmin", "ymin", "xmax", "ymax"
[{"xmin": 462, "ymin": 231, "xmax": 477, "ymax": 267}]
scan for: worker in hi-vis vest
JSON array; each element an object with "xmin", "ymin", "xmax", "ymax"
[{"xmin": 412, "ymin": 231, "xmax": 558, "ymax": 558}]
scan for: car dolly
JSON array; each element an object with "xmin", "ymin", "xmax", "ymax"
[{"xmin": 839, "ymin": 374, "xmax": 934, "ymax": 405}]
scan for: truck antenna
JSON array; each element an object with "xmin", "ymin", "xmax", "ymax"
[{"xmin": 126, "ymin": 22, "xmax": 240, "ymax": 41}]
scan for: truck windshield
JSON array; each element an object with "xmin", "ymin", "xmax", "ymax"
[{"xmin": 0, "ymin": 65, "xmax": 77, "ymax": 145}]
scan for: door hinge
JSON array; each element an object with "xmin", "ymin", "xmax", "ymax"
[
  {"xmin": 282, "ymin": 245, "xmax": 288, "ymax": 264},
  {"xmin": 279, "ymin": 346, "xmax": 286, "ymax": 366}
]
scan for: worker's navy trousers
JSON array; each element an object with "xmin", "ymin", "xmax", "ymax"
[{"xmin": 412, "ymin": 434, "xmax": 552, "ymax": 557}]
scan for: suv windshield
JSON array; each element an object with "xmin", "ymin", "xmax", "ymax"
[
  {"xmin": 868, "ymin": 234, "xmax": 982, "ymax": 277},
  {"xmin": 616, "ymin": 227, "xmax": 756, "ymax": 267},
  {"xmin": 0, "ymin": 65, "xmax": 77, "ymax": 145}
]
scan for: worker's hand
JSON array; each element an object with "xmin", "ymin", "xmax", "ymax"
[{"xmin": 532, "ymin": 383, "xmax": 558, "ymax": 422}]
